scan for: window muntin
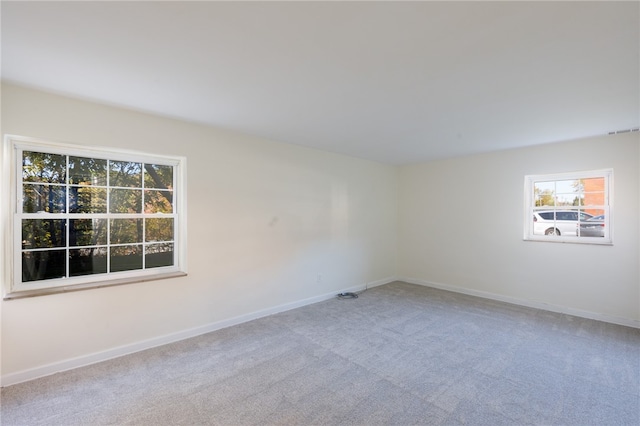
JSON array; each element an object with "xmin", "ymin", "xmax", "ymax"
[
  {"xmin": 3, "ymin": 135, "xmax": 186, "ymax": 298},
  {"xmin": 524, "ymin": 170, "xmax": 612, "ymax": 244}
]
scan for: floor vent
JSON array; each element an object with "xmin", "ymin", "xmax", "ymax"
[{"xmin": 608, "ymin": 128, "xmax": 639, "ymax": 135}]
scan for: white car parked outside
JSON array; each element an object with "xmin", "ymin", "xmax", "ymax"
[{"xmin": 533, "ymin": 210, "xmax": 593, "ymax": 236}]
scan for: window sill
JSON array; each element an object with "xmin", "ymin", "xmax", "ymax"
[
  {"xmin": 523, "ymin": 236, "xmax": 613, "ymax": 246},
  {"xmin": 3, "ymin": 271, "xmax": 187, "ymax": 300}
]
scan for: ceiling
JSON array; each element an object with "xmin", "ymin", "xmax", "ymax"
[{"xmin": 2, "ymin": 1, "xmax": 639, "ymax": 165}]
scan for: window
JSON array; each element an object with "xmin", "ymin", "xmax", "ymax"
[
  {"xmin": 524, "ymin": 169, "xmax": 612, "ymax": 244},
  {"xmin": 2, "ymin": 135, "xmax": 187, "ymax": 299}
]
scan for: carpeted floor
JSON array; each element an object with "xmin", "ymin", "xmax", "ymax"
[{"xmin": 2, "ymin": 281, "xmax": 639, "ymax": 425}]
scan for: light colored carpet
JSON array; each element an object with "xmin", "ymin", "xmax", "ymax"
[{"xmin": 2, "ymin": 281, "xmax": 639, "ymax": 425}]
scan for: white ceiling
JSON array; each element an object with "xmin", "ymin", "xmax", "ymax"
[{"xmin": 2, "ymin": 1, "xmax": 639, "ymax": 165}]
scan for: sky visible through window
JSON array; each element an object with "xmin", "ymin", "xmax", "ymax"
[{"xmin": 534, "ymin": 178, "xmax": 604, "ymax": 211}]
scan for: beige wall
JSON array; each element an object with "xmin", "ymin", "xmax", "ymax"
[
  {"xmin": 398, "ymin": 132, "xmax": 639, "ymax": 324},
  {"xmin": 2, "ymin": 82, "xmax": 638, "ymax": 386},
  {"xmin": 0, "ymin": 84, "xmax": 398, "ymax": 384}
]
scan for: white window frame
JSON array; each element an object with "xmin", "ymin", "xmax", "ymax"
[
  {"xmin": 2, "ymin": 135, "xmax": 187, "ymax": 299},
  {"xmin": 524, "ymin": 169, "xmax": 613, "ymax": 245}
]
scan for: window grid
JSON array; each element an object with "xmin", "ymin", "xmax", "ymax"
[
  {"xmin": 524, "ymin": 170, "xmax": 612, "ymax": 244},
  {"xmin": 4, "ymin": 135, "xmax": 186, "ymax": 298}
]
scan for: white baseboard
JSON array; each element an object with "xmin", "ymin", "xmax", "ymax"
[
  {"xmin": 338, "ymin": 276, "xmax": 397, "ymax": 294},
  {"xmin": 1, "ymin": 278, "xmax": 394, "ymax": 387},
  {"xmin": 367, "ymin": 276, "xmax": 397, "ymax": 289},
  {"xmin": 15, "ymin": 274, "xmax": 632, "ymax": 387},
  {"xmin": 399, "ymin": 276, "xmax": 640, "ymax": 329}
]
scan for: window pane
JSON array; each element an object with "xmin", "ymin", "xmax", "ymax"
[
  {"xmin": 22, "ymin": 250, "xmax": 66, "ymax": 282},
  {"xmin": 70, "ymin": 219, "xmax": 107, "ymax": 246},
  {"xmin": 109, "ymin": 161, "xmax": 142, "ymax": 187},
  {"xmin": 554, "ymin": 179, "xmax": 577, "ymax": 192},
  {"xmin": 577, "ymin": 209, "xmax": 606, "ymax": 238},
  {"xmin": 22, "ymin": 151, "xmax": 66, "ymax": 183},
  {"xmin": 144, "ymin": 164, "xmax": 173, "ymax": 189},
  {"xmin": 69, "ymin": 186, "xmax": 107, "ymax": 213},
  {"xmin": 145, "ymin": 218, "xmax": 174, "ymax": 242},
  {"xmin": 110, "ymin": 245, "xmax": 142, "ymax": 272},
  {"xmin": 109, "ymin": 189, "xmax": 142, "ymax": 213},
  {"xmin": 69, "ymin": 247, "xmax": 108, "ymax": 276},
  {"xmin": 582, "ymin": 177, "xmax": 605, "ymax": 207},
  {"xmin": 555, "ymin": 179, "xmax": 580, "ymax": 206},
  {"xmin": 22, "ymin": 184, "xmax": 66, "ymax": 213},
  {"xmin": 534, "ymin": 181, "xmax": 555, "ymax": 206},
  {"xmin": 22, "ymin": 219, "xmax": 66, "ymax": 249},
  {"xmin": 144, "ymin": 190, "xmax": 173, "ymax": 213},
  {"xmin": 146, "ymin": 243, "xmax": 174, "ymax": 268},
  {"xmin": 69, "ymin": 157, "xmax": 107, "ymax": 186},
  {"xmin": 110, "ymin": 219, "xmax": 143, "ymax": 244}
]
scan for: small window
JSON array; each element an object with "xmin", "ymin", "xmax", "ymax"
[
  {"xmin": 2, "ymin": 135, "xmax": 187, "ymax": 298},
  {"xmin": 524, "ymin": 169, "xmax": 612, "ymax": 244}
]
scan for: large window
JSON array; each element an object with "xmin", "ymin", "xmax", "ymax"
[
  {"xmin": 524, "ymin": 169, "xmax": 612, "ymax": 244},
  {"xmin": 2, "ymin": 135, "xmax": 187, "ymax": 298}
]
